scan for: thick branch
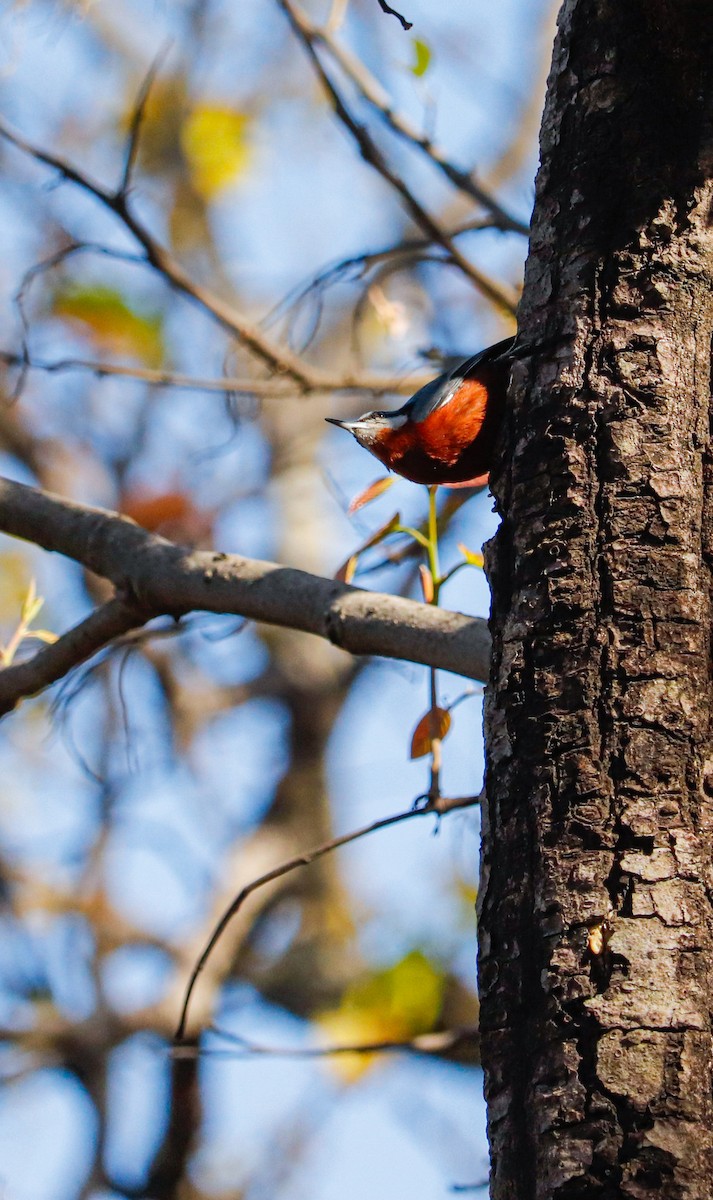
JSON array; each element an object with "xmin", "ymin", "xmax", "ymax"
[{"xmin": 0, "ymin": 478, "xmax": 491, "ymax": 710}]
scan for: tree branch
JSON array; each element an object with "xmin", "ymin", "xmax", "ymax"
[
  {"xmin": 291, "ymin": 2, "xmax": 529, "ymax": 236},
  {"xmin": 0, "ymin": 598, "xmax": 147, "ymax": 715},
  {"xmin": 375, "ymin": 0, "xmax": 412, "ymax": 31},
  {"xmin": 173, "ymin": 1024, "xmax": 479, "ymax": 1060},
  {"xmin": 0, "ymin": 118, "xmax": 334, "ymax": 390},
  {"xmin": 0, "ymin": 347, "xmax": 430, "ymax": 398},
  {"xmin": 175, "ymin": 790, "xmax": 481, "ymax": 1040},
  {"xmin": 278, "ymin": 0, "xmax": 519, "ymax": 315},
  {"xmin": 0, "ymin": 477, "xmax": 491, "ymax": 713}
]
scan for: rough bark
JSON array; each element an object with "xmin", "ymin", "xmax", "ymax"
[{"xmin": 480, "ymin": 2, "xmax": 713, "ymax": 1197}]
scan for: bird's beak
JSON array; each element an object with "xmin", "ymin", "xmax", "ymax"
[{"xmin": 325, "ymin": 417, "xmax": 360, "ymax": 430}]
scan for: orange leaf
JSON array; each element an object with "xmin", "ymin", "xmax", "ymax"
[
  {"xmin": 335, "ymin": 554, "xmax": 359, "ymax": 584},
  {"xmin": 418, "ymin": 564, "xmax": 434, "ymax": 603},
  {"xmin": 122, "ymin": 490, "xmax": 192, "ymax": 532},
  {"xmin": 334, "ymin": 513, "xmax": 402, "ymax": 584},
  {"xmin": 347, "ymin": 476, "xmax": 394, "ymax": 516},
  {"xmin": 410, "ymin": 706, "xmax": 452, "ymax": 759}
]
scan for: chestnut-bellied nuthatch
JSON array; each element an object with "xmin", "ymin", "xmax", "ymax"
[{"xmin": 326, "ymin": 336, "xmax": 517, "ymax": 487}]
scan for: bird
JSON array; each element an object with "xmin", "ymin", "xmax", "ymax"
[{"xmin": 326, "ymin": 335, "xmax": 516, "ymax": 487}]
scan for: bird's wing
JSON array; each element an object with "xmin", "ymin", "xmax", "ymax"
[{"xmin": 408, "ymin": 336, "xmax": 516, "ymax": 423}]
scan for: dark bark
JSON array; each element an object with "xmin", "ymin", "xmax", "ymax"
[{"xmin": 480, "ymin": 2, "xmax": 713, "ymax": 1197}]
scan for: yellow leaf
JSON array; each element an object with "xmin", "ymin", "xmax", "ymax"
[
  {"xmin": 24, "ymin": 630, "xmax": 58, "ymax": 645},
  {"xmin": 315, "ymin": 1010, "xmax": 385, "ymax": 1084},
  {"xmin": 0, "ymin": 554, "xmax": 33, "ymax": 623},
  {"xmin": 347, "ymin": 476, "xmax": 394, "ymax": 516},
  {"xmin": 316, "ymin": 951, "xmax": 445, "ymax": 1083},
  {"xmin": 457, "ymin": 541, "xmax": 485, "ymax": 570},
  {"xmin": 52, "ymin": 285, "xmax": 164, "ymax": 367},
  {"xmin": 181, "ymin": 106, "xmax": 251, "ymax": 199},
  {"xmin": 20, "ymin": 580, "xmax": 41, "ymax": 625},
  {"xmin": 410, "ymin": 705, "xmax": 451, "ymax": 759},
  {"xmin": 411, "ymin": 37, "xmax": 432, "ymax": 77}
]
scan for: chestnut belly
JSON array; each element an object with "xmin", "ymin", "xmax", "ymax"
[{"xmin": 387, "ymin": 435, "xmax": 496, "ymax": 486}]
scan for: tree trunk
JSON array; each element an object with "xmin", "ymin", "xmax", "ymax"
[{"xmin": 479, "ymin": 2, "xmax": 713, "ymax": 1197}]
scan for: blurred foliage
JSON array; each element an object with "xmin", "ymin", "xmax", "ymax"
[
  {"xmin": 52, "ymin": 283, "xmax": 165, "ymax": 366},
  {"xmin": 411, "ymin": 37, "xmax": 432, "ymax": 77},
  {"xmin": 181, "ymin": 105, "xmax": 252, "ymax": 198},
  {"xmin": 0, "ymin": 0, "xmax": 548, "ymax": 1193},
  {"xmin": 318, "ymin": 950, "xmax": 445, "ymax": 1082}
]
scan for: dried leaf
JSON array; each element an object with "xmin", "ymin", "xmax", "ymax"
[
  {"xmin": 457, "ymin": 541, "xmax": 485, "ymax": 570},
  {"xmin": 347, "ymin": 476, "xmax": 394, "ymax": 516},
  {"xmin": 335, "ymin": 554, "xmax": 359, "ymax": 584},
  {"xmin": 418, "ymin": 564, "xmax": 434, "ymax": 604},
  {"xmin": 122, "ymin": 490, "xmax": 192, "ymax": 532},
  {"xmin": 360, "ymin": 512, "xmax": 402, "ymax": 552},
  {"xmin": 410, "ymin": 706, "xmax": 452, "ymax": 759}
]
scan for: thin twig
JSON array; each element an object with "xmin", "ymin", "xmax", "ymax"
[
  {"xmin": 376, "ymin": 0, "xmax": 412, "ymax": 30},
  {"xmin": 287, "ymin": 1, "xmax": 529, "ymax": 236},
  {"xmin": 174, "ymin": 790, "xmax": 480, "ymax": 1040},
  {"xmin": 0, "ymin": 598, "xmax": 147, "ymax": 715},
  {"xmin": 120, "ymin": 43, "xmax": 172, "ymax": 195},
  {"xmin": 0, "ymin": 347, "xmax": 429, "ymax": 398},
  {"xmin": 170, "ymin": 1023, "xmax": 479, "ymax": 1060},
  {"xmin": 0, "ymin": 117, "xmax": 333, "ymax": 388},
  {"xmin": 267, "ymin": 217, "xmax": 502, "ymax": 332}
]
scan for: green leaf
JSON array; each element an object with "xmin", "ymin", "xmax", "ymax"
[
  {"xmin": 411, "ymin": 37, "xmax": 432, "ymax": 77},
  {"xmin": 346, "ymin": 950, "xmax": 445, "ymax": 1036}
]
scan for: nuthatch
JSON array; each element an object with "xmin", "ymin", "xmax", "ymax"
[{"xmin": 326, "ymin": 336, "xmax": 516, "ymax": 487}]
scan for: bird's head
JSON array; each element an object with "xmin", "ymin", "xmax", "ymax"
[{"xmin": 325, "ymin": 410, "xmax": 409, "ymax": 450}]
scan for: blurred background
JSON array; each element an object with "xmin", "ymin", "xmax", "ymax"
[{"xmin": 0, "ymin": 1, "xmax": 554, "ymax": 1196}]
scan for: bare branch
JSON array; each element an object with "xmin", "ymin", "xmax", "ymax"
[
  {"xmin": 174, "ymin": 790, "xmax": 481, "ymax": 1040},
  {"xmin": 0, "ymin": 598, "xmax": 146, "ymax": 715},
  {"xmin": 0, "ymin": 118, "xmax": 334, "ymax": 389},
  {"xmin": 172, "ymin": 1024, "xmax": 479, "ymax": 1060},
  {"xmin": 294, "ymin": 5, "xmax": 529, "ymax": 236},
  {"xmin": 0, "ymin": 347, "xmax": 429, "ymax": 398},
  {"xmin": 278, "ymin": 0, "xmax": 519, "ymax": 315},
  {"xmin": 375, "ymin": 0, "xmax": 412, "ymax": 31},
  {"xmin": 0, "ymin": 477, "xmax": 491, "ymax": 713},
  {"xmin": 120, "ymin": 44, "xmax": 172, "ymax": 195}
]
